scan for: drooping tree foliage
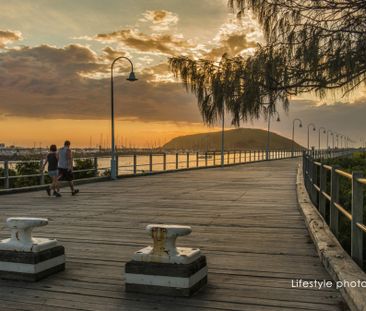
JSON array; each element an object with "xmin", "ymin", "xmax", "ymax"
[{"xmin": 169, "ymin": 0, "xmax": 366, "ymax": 125}]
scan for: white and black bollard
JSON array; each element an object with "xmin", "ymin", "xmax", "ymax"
[
  {"xmin": 0, "ymin": 217, "xmax": 65, "ymax": 281},
  {"xmin": 125, "ymin": 224, "xmax": 207, "ymax": 296}
]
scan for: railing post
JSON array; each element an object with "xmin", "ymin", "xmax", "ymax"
[
  {"xmin": 40, "ymin": 159, "xmax": 45, "ymax": 185},
  {"xmin": 227, "ymin": 151, "xmax": 230, "ymax": 164},
  {"xmin": 149, "ymin": 153, "xmax": 153, "ymax": 173},
  {"xmin": 196, "ymin": 152, "xmax": 199, "ymax": 167},
  {"xmin": 163, "ymin": 153, "xmax": 166, "ymax": 171},
  {"xmin": 205, "ymin": 152, "xmax": 208, "ymax": 167},
  {"xmin": 254, "ymin": 150, "xmax": 256, "ymax": 161},
  {"xmin": 175, "ymin": 153, "xmax": 179, "ymax": 170},
  {"xmin": 244, "ymin": 151, "xmax": 246, "ymax": 163},
  {"xmin": 4, "ymin": 160, "xmax": 9, "ymax": 189},
  {"xmin": 133, "ymin": 154, "xmax": 137, "ymax": 174},
  {"xmin": 312, "ymin": 159, "xmax": 318, "ymax": 204},
  {"xmin": 330, "ymin": 166, "xmax": 340, "ymax": 236},
  {"xmin": 351, "ymin": 171, "xmax": 364, "ymax": 267},
  {"xmin": 319, "ymin": 164, "xmax": 327, "ymax": 216},
  {"xmin": 233, "ymin": 151, "xmax": 236, "ymax": 164},
  {"xmin": 94, "ymin": 157, "xmax": 98, "ymax": 177},
  {"xmin": 239, "ymin": 151, "xmax": 242, "ymax": 163},
  {"xmin": 249, "ymin": 151, "xmax": 252, "ymax": 162},
  {"xmin": 213, "ymin": 151, "xmax": 216, "ymax": 166},
  {"xmin": 186, "ymin": 152, "xmax": 190, "ymax": 168},
  {"xmin": 115, "ymin": 155, "xmax": 119, "ymax": 177}
]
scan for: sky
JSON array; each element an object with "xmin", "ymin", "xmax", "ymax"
[{"xmin": 0, "ymin": 0, "xmax": 365, "ymax": 148}]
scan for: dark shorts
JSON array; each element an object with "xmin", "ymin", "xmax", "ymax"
[{"xmin": 58, "ymin": 168, "xmax": 74, "ymax": 181}]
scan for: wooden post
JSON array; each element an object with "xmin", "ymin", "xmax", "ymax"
[
  {"xmin": 239, "ymin": 151, "xmax": 242, "ymax": 163},
  {"xmin": 227, "ymin": 151, "xmax": 230, "ymax": 164},
  {"xmin": 249, "ymin": 151, "xmax": 252, "ymax": 162},
  {"xmin": 330, "ymin": 166, "xmax": 340, "ymax": 236},
  {"xmin": 205, "ymin": 152, "xmax": 208, "ymax": 167},
  {"xmin": 149, "ymin": 153, "xmax": 153, "ymax": 173},
  {"xmin": 254, "ymin": 151, "xmax": 256, "ymax": 161},
  {"xmin": 233, "ymin": 151, "xmax": 236, "ymax": 164},
  {"xmin": 163, "ymin": 153, "xmax": 167, "ymax": 171},
  {"xmin": 244, "ymin": 151, "xmax": 246, "ymax": 163},
  {"xmin": 40, "ymin": 159, "xmax": 45, "ymax": 185},
  {"xmin": 4, "ymin": 160, "xmax": 9, "ymax": 189},
  {"xmin": 213, "ymin": 151, "xmax": 216, "ymax": 166},
  {"xmin": 196, "ymin": 152, "xmax": 199, "ymax": 167},
  {"xmin": 175, "ymin": 153, "xmax": 179, "ymax": 170},
  {"xmin": 186, "ymin": 152, "xmax": 190, "ymax": 168},
  {"xmin": 133, "ymin": 154, "xmax": 137, "ymax": 174},
  {"xmin": 319, "ymin": 165, "xmax": 327, "ymax": 216},
  {"xmin": 312, "ymin": 160, "xmax": 318, "ymax": 204},
  {"xmin": 94, "ymin": 157, "xmax": 98, "ymax": 177},
  {"xmin": 351, "ymin": 171, "xmax": 364, "ymax": 267}
]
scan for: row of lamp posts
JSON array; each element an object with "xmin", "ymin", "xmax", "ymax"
[{"xmin": 291, "ymin": 118, "xmax": 351, "ymax": 157}]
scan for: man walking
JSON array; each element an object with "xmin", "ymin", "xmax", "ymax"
[{"xmin": 58, "ymin": 140, "xmax": 79, "ymax": 195}]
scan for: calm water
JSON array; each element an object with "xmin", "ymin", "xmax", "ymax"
[{"xmin": 1, "ymin": 151, "xmax": 292, "ymax": 176}]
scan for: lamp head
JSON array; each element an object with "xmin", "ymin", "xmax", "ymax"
[
  {"xmin": 127, "ymin": 71, "xmax": 138, "ymax": 82},
  {"xmin": 299, "ymin": 123, "xmax": 303, "ymax": 128},
  {"xmin": 313, "ymin": 127, "xmax": 316, "ymax": 131}
]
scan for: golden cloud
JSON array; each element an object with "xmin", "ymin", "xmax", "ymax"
[
  {"xmin": 94, "ymin": 29, "xmax": 194, "ymax": 56},
  {"xmin": 0, "ymin": 29, "xmax": 22, "ymax": 49},
  {"xmin": 140, "ymin": 10, "xmax": 179, "ymax": 32}
]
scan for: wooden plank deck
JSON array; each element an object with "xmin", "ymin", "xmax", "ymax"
[{"xmin": 0, "ymin": 158, "xmax": 348, "ymax": 311}]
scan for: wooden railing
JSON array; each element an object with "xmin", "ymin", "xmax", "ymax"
[
  {"xmin": 303, "ymin": 149, "xmax": 365, "ymax": 268},
  {"xmin": 0, "ymin": 149, "xmax": 302, "ymax": 191}
]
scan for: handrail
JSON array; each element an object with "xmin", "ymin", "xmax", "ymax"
[
  {"xmin": 335, "ymin": 169, "xmax": 352, "ymax": 180},
  {"xmin": 302, "ymin": 148, "xmax": 365, "ymax": 268},
  {"xmin": 1, "ymin": 149, "xmax": 303, "ymax": 191},
  {"xmin": 334, "ymin": 202, "xmax": 352, "ymax": 221}
]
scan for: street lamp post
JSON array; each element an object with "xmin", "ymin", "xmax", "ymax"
[
  {"xmin": 327, "ymin": 130, "xmax": 333, "ymax": 149},
  {"xmin": 261, "ymin": 99, "xmax": 280, "ymax": 161},
  {"xmin": 307, "ymin": 123, "xmax": 316, "ymax": 150},
  {"xmin": 318, "ymin": 127, "xmax": 326, "ymax": 150},
  {"xmin": 292, "ymin": 118, "xmax": 302, "ymax": 157},
  {"xmin": 335, "ymin": 133, "xmax": 339, "ymax": 148},
  {"xmin": 110, "ymin": 56, "xmax": 137, "ymax": 180},
  {"xmin": 221, "ymin": 104, "xmax": 225, "ymax": 167},
  {"xmin": 339, "ymin": 134, "xmax": 343, "ymax": 149}
]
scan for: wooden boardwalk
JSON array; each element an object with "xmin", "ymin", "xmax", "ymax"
[{"xmin": 0, "ymin": 159, "xmax": 348, "ymax": 311}]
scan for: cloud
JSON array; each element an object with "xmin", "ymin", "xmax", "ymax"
[
  {"xmin": 94, "ymin": 29, "xmax": 194, "ymax": 56},
  {"xmin": 140, "ymin": 10, "xmax": 179, "ymax": 32},
  {"xmin": 0, "ymin": 44, "xmax": 103, "ymax": 94},
  {"xmin": 0, "ymin": 29, "xmax": 22, "ymax": 49},
  {"xmin": 0, "ymin": 44, "xmax": 201, "ymax": 123},
  {"xmin": 203, "ymin": 20, "xmax": 259, "ymax": 59}
]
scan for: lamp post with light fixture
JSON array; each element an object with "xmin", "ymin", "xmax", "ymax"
[
  {"xmin": 292, "ymin": 118, "xmax": 302, "ymax": 157},
  {"xmin": 110, "ymin": 56, "xmax": 137, "ymax": 180},
  {"xmin": 307, "ymin": 123, "xmax": 316, "ymax": 149},
  {"xmin": 318, "ymin": 127, "xmax": 326, "ymax": 150}
]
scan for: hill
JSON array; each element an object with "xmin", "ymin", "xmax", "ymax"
[{"xmin": 163, "ymin": 128, "xmax": 303, "ymax": 151}]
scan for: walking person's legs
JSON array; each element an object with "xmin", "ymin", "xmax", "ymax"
[{"xmin": 52, "ymin": 176, "xmax": 61, "ymax": 197}]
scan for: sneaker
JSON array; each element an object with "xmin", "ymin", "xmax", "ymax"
[
  {"xmin": 46, "ymin": 188, "xmax": 51, "ymax": 196},
  {"xmin": 71, "ymin": 189, "xmax": 79, "ymax": 196},
  {"xmin": 53, "ymin": 191, "xmax": 62, "ymax": 197}
]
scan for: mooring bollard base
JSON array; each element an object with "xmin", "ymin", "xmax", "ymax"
[
  {"xmin": 0, "ymin": 245, "xmax": 65, "ymax": 281},
  {"xmin": 125, "ymin": 255, "xmax": 208, "ymax": 297},
  {"xmin": 0, "ymin": 217, "xmax": 66, "ymax": 281}
]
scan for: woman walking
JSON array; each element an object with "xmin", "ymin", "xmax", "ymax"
[{"xmin": 42, "ymin": 144, "xmax": 61, "ymax": 197}]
